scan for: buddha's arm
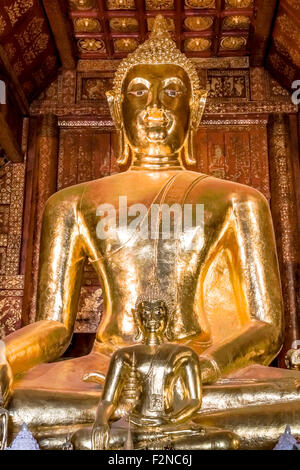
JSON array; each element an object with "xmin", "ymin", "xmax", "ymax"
[
  {"xmin": 94, "ymin": 350, "xmax": 129, "ymax": 425},
  {"xmin": 199, "ymin": 190, "xmax": 284, "ymax": 384},
  {"xmin": 168, "ymin": 351, "xmax": 202, "ymax": 424},
  {"xmin": 4, "ymin": 189, "xmax": 86, "ymax": 376}
]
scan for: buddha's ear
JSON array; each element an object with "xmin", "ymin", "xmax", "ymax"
[
  {"xmin": 106, "ymin": 90, "xmax": 122, "ymax": 130},
  {"xmin": 191, "ymin": 89, "xmax": 208, "ymax": 130},
  {"xmin": 132, "ymin": 308, "xmax": 143, "ymax": 342},
  {"xmin": 106, "ymin": 90, "xmax": 131, "ymax": 166}
]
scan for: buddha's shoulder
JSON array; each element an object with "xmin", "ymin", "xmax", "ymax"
[
  {"xmin": 44, "ymin": 174, "xmax": 122, "ymax": 206},
  {"xmin": 185, "ymin": 171, "xmax": 268, "ymax": 207}
]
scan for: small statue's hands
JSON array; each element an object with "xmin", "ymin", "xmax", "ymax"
[
  {"xmin": 285, "ymin": 349, "xmax": 300, "ymax": 370},
  {"xmin": 91, "ymin": 422, "xmax": 110, "ymax": 450}
]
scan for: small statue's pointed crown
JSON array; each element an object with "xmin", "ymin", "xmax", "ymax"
[{"xmin": 111, "ymin": 15, "xmax": 202, "ymax": 100}]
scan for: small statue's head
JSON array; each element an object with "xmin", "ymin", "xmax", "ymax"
[
  {"xmin": 132, "ymin": 281, "xmax": 175, "ymax": 342},
  {"xmin": 107, "ymin": 15, "xmax": 207, "ymax": 166},
  {"xmin": 136, "ymin": 299, "xmax": 168, "ymax": 337}
]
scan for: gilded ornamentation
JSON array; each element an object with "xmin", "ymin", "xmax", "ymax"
[
  {"xmin": 185, "ymin": 37, "xmax": 211, "ymax": 51},
  {"xmin": 146, "ymin": 0, "xmax": 174, "ymax": 8},
  {"xmin": 0, "ymin": 16, "xmax": 6, "ymax": 36},
  {"xmin": 4, "ymin": 0, "xmax": 34, "ymax": 27},
  {"xmin": 225, "ymin": 0, "xmax": 253, "ymax": 7},
  {"xmin": 16, "ymin": 17, "xmax": 44, "ymax": 48},
  {"xmin": 106, "ymin": 0, "xmax": 135, "ymax": 9},
  {"xmin": 220, "ymin": 36, "xmax": 247, "ymax": 50},
  {"xmin": 82, "ymin": 78, "xmax": 114, "ymax": 100},
  {"xmin": 185, "ymin": 0, "xmax": 216, "ymax": 8},
  {"xmin": 148, "ymin": 17, "xmax": 174, "ymax": 31},
  {"xmin": 75, "ymin": 288, "xmax": 103, "ymax": 333},
  {"xmin": 4, "ymin": 43, "xmax": 16, "ymax": 61},
  {"xmin": 69, "ymin": 0, "xmax": 95, "ymax": 10},
  {"xmin": 113, "ymin": 38, "xmax": 139, "ymax": 52},
  {"xmin": 184, "ymin": 16, "xmax": 213, "ymax": 31},
  {"xmin": 223, "ymin": 15, "xmax": 250, "ymax": 30},
  {"xmin": 74, "ymin": 17, "xmax": 101, "ymax": 33},
  {"xmin": 23, "ymin": 34, "xmax": 49, "ymax": 66},
  {"xmin": 207, "ymin": 70, "xmax": 249, "ymax": 100},
  {"xmin": 109, "ymin": 17, "xmax": 138, "ymax": 32},
  {"xmin": 78, "ymin": 38, "xmax": 106, "ymax": 52}
]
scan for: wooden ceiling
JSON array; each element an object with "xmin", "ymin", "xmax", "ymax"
[
  {"xmin": 0, "ymin": 0, "xmax": 60, "ymax": 103},
  {"xmin": 68, "ymin": 0, "xmax": 258, "ymax": 59}
]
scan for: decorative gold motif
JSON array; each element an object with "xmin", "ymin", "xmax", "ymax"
[
  {"xmin": 0, "ymin": 16, "xmax": 6, "ymax": 36},
  {"xmin": 147, "ymin": 17, "xmax": 175, "ymax": 31},
  {"xmin": 225, "ymin": 0, "xmax": 253, "ymax": 8},
  {"xmin": 106, "ymin": 0, "xmax": 135, "ymax": 9},
  {"xmin": 220, "ymin": 36, "xmax": 247, "ymax": 50},
  {"xmin": 207, "ymin": 70, "xmax": 249, "ymax": 100},
  {"xmin": 109, "ymin": 17, "xmax": 138, "ymax": 32},
  {"xmin": 185, "ymin": 0, "xmax": 216, "ymax": 8},
  {"xmin": 146, "ymin": 0, "xmax": 174, "ymax": 8},
  {"xmin": 223, "ymin": 15, "xmax": 250, "ymax": 30},
  {"xmin": 82, "ymin": 78, "xmax": 114, "ymax": 100},
  {"xmin": 184, "ymin": 16, "xmax": 213, "ymax": 31},
  {"xmin": 73, "ymin": 17, "xmax": 101, "ymax": 33},
  {"xmin": 185, "ymin": 37, "xmax": 211, "ymax": 51},
  {"xmin": 4, "ymin": 0, "xmax": 34, "ymax": 27},
  {"xmin": 78, "ymin": 38, "xmax": 106, "ymax": 52},
  {"xmin": 113, "ymin": 38, "xmax": 139, "ymax": 52},
  {"xmin": 69, "ymin": 0, "xmax": 95, "ymax": 10},
  {"xmin": 4, "ymin": 43, "xmax": 16, "ymax": 61}
]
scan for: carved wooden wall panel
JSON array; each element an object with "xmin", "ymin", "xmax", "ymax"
[{"xmin": 0, "ymin": 161, "xmax": 25, "ymax": 336}]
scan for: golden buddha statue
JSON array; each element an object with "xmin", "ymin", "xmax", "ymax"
[
  {"xmin": 73, "ymin": 293, "xmax": 239, "ymax": 450},
  {"xmin": 1, "ymin": 15, "xmax": 300, "ymax": 450}
]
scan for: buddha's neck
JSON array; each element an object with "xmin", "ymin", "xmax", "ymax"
[
  {"xmin": 130, "ymin": 152, "xmax": 183, "ymax": 171},
  {"xmin": 143, "ymin": 332, "xmax": 163, "ymax": 346}
]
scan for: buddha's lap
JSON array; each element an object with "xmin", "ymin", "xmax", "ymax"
[{"xmin": 8, "ymin": 355, "xmax": 300, "ymax": 431}]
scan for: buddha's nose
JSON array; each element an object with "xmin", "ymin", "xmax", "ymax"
[{"xmin": 146, "ymin": 105, "xmax": 165, "ymax": 121}]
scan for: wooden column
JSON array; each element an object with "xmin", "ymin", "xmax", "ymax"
[
  {"xmin": 22, "ymin": 114, "xmax": 59, "ymax": 325},
  {"xmin": 268, "ymin": 114, "xmax": 300, "ymax": 367}
]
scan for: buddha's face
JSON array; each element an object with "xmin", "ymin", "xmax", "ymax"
[
  {"xmin": 121, "ymin": 64, "xmax": 192, "ymax": 157},
  {"xmin": 137, "ymin": 300, "xmax": 167, "ymax": 336}
]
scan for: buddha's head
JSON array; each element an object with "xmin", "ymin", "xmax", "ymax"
[
  {"xmin": 132, "ymin": 281, "xmax": 174, "ymax": 343},
  {"xmin": 107, "ymin": 15, "xmax": 207, "ymax": 168},
  {"xmin": 136, "ymin": 299, "xmax": 168, "ymax": 338}
]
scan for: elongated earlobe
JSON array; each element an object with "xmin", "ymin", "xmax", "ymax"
[
  {"xmin": 182, "ymin": 129, "xmax": 196, "ymax": 166},
  {"xmin": 117, "ymin": 128, "xmax": 131, "ymax": 166}
]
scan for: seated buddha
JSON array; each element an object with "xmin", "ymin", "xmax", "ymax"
[
  {"xmin": 1, "ymin": 16, "xmax": 300, "ymax": 450},
  {"xmin": 73, "ymin": 293, "xmax": 239, "ymax": 450}
]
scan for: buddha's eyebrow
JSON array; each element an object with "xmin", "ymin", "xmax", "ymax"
[
  {"xmin": 127, "ymin": 77, "xmax": 151, "ymax": 89},
  {"xmin": 162, "ymin": 77, "xmax": 187, "ymax": 90}
]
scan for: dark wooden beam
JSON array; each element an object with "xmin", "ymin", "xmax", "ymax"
[
  {"xmin": 42, "ymin": 0, "xmax": 76, "ymax": 70},
  {"xmin": 0, "ymin": 111, "xmax": 23, "ymax": 162},
  {"xmin": 0, "ymin": 45, "xmax": 29, "ymax": 115},
  {"xmin": 250, "ymin": 0, "xmax": 278, "ymax": 67}
]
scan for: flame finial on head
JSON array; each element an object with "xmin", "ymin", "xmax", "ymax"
[{"xmin": 149, "ymin": 14, "xmax": 171, "ymax": 40}]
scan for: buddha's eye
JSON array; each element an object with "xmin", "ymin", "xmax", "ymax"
[
  {"xmin": 164, "ymin": 89, "xmax": 182, "ymax": 98},
  {"xmin": 128, "ymin": 89, "xmax": 148, "ymax": 97}
]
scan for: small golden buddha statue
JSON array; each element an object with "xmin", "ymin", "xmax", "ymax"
[
  {"xmin": 1, "ymin": 15, "xmax": 300, "ymax": 450},
  {"xmin": 72, "ymin": 292, "xmax": 239, "ymax": 450}
]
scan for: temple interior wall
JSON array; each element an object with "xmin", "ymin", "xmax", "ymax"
[{"xmin": 0, "ymin": 60, "xmax": 299, "ymax": 361}]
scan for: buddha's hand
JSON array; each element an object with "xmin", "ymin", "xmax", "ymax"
[
  {"xmin": 91, "ymin": 422, "xmax": 110, "ymax": 450},
  {"xmin": 285, "ymin": 349, "xmax": 300, "ymax": 370}
]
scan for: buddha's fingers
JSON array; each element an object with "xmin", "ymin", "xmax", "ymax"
[{"xmin": 83, "ymin": 372, "xmax": 106, "ymax": 385}]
